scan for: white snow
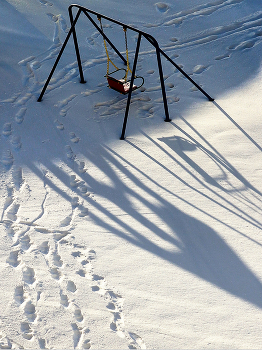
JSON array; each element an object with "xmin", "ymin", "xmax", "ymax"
[{"xmin": 1, "ymin": 0, "xmax": 262, "ymax": 349}]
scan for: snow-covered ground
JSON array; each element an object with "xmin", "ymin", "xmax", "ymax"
[{"xmin": 1, "ymin": 0, "xmax": 262, "ymax": 348}]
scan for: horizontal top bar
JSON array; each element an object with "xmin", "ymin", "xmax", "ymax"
[{"xmin": 69, "ymin": 4, "xmax": 159, "ymax": 48}]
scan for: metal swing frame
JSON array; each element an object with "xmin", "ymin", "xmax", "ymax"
[{"xmin": 38, "ymin": 4, "xmax": 214, "ymax": 140}]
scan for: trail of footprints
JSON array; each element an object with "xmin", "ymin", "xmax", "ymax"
[{"xmin": 2, "ymin": 180, "xmax": 145, "ymax": 348}]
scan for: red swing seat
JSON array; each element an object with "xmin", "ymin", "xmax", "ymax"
[{"xmin": 107, "ymin": 75, "xmax": 137, "ymax": 95}]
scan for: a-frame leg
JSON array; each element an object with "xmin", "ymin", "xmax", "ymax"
[{"xmin": 120, "ymin": 33, "xmax": 142, "ymax": 140}]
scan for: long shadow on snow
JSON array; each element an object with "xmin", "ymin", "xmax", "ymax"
[
  {"xmin": 15, "ymin": 116, "xmax": 262, "ymax": 308},
  {"xmin": 59, "ymin": 143, "xmax": 262, "ymax": 309},
  {"xmin": 138, "ymin": 132, "xmax": 262, "ymax": 230}
]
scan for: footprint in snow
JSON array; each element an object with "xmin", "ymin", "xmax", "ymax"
[
  {"xmin": 50, "ymin": 267, "xmax": 61, "ymax": 280},
  {"xmin": 82, "ymin": 339, "xmax": 91, "ymax": 349},
  {"xmin": 23, "ymin": 266, "xmax": 36, "ymax": 284},
  {"xmin": 11, "ymin": 135, "xmax": 22, "ymax": 150},
  {"xmin": 78, "ymin": 161, "xmax": 87, "ymax": 174},
  {"xmin": 65, "ymin": 145, "xmax": 75, "ymax": 160},
  {"xmin": 52, "ymin": 251, "xmax": 63, "ymax": 267},
  {"xmin": 71, "ymin": 323, "xmax": 82, "ymax": 349},
  {"xmin": 192, "ymin": 64, "xmax": 209, "ymax": 74},
  {"xmin": 20, "ymin": 234, "xmax": 31, "ymax": 251},
  {"xmin": 21, "ymin": 321, "xmax": 34, "ymax": 340},
  {"xmin": 39, "ymin": 241, "xmax": 50, "ymax": 255},
  {"xmin": 72, "ymin": 251, "xmax": 82, "ymax": 258},
  {"xmin": 12, "ymin": 166, "xmax": 24, "ymax": 189},
  {"xmin": 24, "ymin": 301, "xmax": 37, "ymax": 322},
  {"xmin": 129, "ymin": 332, "xmax": 146, "ymax": 349},
  {"xmin": 70, "ymin": 175, "xmax": 79, "ymax": 188},
  {"xmin": 74, "ymin": 308, "xmax": 84, "ymax": 322},
  {"xmin": 215, "ymin": 53, "xmax": 231, "ymax": 60},
  {"xmin": 2, "ymin": 149, "xmax": 14, "ymax": 168},
  {"xmin": 69, "ymin": 132, "xmax": 80, "ymax": 143},
  {"xmin": 6, "ymin": 250, "xmax": 21, "ymax": 267},
  {"xmin": 38, "ymin": 0, "xmax": 53, "ymax": 6},
  {"xmin": 2, "ymin": 123, "xmax": 12, "ymax": 137},
  {"xmin": 67, "ymin": 280, "xmax": 77, "ymax": 293},
  {"xmin": 155, "ymin": 2, "xmax": 169, "ymax": 13},
  {"xmin": 60, "ymin": 215, "xmax": 72, "ymax": 227},
  {"xmin": 15, "ymin": 107, "xmax": 27, "ymax": 124},
  {"xmin": 14, "ymin": 285, "xmax": 25, "ymax": 304},
  {"xmin": 76, "ymin": 269, "xmax": 86, "ymax": 277},
  {"xmin": 54, "ymin": 119, "xmax": 64, "ymax": 130},
  {"xmin": 38, "ymin": 338, "xmax": 47, "ymax": 349},
  {"xmin": 60, "ymin": 292, "xmax": 70, "ymax": 308},
  {"xmin": 71, "ymin": 196, "xmax": 79, "ymax": 208},
  {"xmin": 6, "ymin": 203, "xmax": 19, "ymax": 221}
]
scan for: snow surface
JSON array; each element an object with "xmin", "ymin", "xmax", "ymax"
[{"xmin": 1, "ymin": 0, "xmax": 262, "ymax": 348}]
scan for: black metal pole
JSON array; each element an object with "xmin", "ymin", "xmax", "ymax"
[
  {"xmin": 38, "ymin": 9, "xmax": 82, "ymax": 102},
  {"xmin": 159, "ymin": 48, "xmax": 214, "ymax": 101},
  {"xmin": 120, "ymin": 33, "xmax": 142, "ymax": 140},
  {"xmin": 82, "ymin": 9, "xmax": 127, "ymax": 65},
  {"xmin": 68, "ymin": 7, "xmax": 85, "ymax": 83},
  {"xmin": 156, "ymin": 45, "xmax": 171, "ymax": 122}
]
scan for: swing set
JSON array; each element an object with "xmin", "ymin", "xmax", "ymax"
[{"xmin": 38, "ymin": 4, "xmax": 214, "ymax": 139}]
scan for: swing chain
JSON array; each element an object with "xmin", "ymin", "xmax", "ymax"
[
  {"xmin": 97, "ymin": 17, "xmax": 144, "ymax": 92},
  {"xmin": 98, "ymin": 16, "xmax": 118, "ymax": 76},
  {"xmin": 123, "ymin": 26, "xmax": 133, "ymax": 82}
]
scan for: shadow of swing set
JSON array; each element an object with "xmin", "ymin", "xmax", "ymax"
[{"xmin": 38, "ymin": 4, "xmax": 214, "ymax": 139}]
